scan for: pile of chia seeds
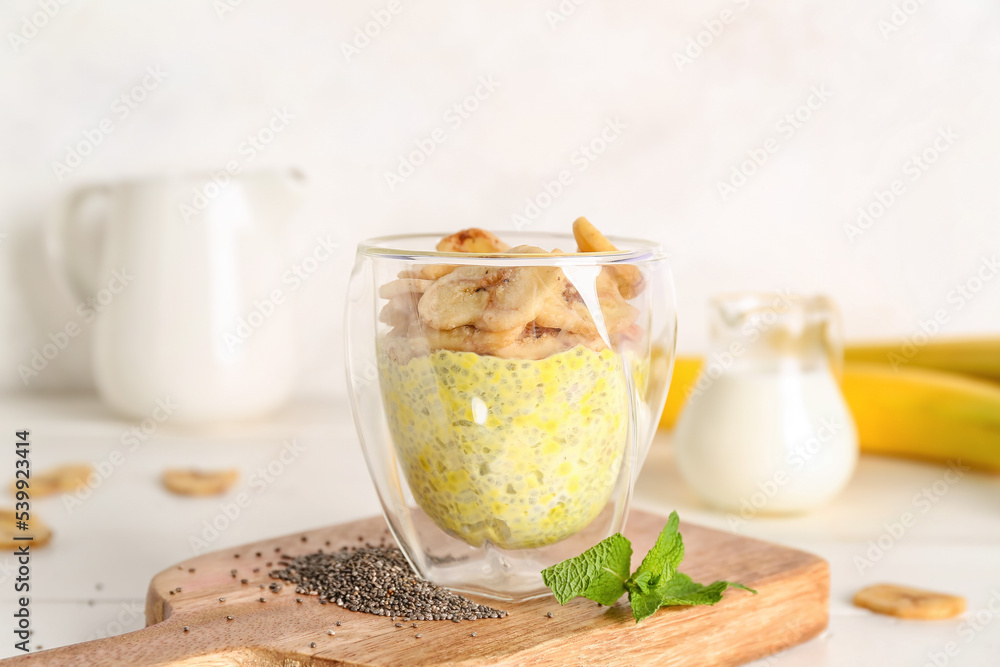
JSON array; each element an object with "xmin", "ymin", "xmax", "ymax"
[{"xmin": 269, "ymin": 546, "xmax": 507, "ymax": 622}]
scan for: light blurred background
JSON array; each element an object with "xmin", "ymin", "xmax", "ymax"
[{"xmin": 2, "ymin": 0, "xmax": 998, "ymax": 398}]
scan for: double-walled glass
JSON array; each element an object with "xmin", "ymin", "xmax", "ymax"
[{"xmin": 345, "ymin": 232, "xmax": 675, "ymax": 600}]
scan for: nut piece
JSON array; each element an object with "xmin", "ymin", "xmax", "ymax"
[
  {"xmin": 12, "ymin": 464, "xmax": 93, "ymax": 498},
  {"xmin": 0, "ymin": 509, "xmax": 52, "ymax": 548},
  {"xmin": 853, "ymin": 584, "xmax": 966, "ymax": 620},
  {"xmin": 162, "ymin": 469, "xmax": 239, "ymax": 497}
]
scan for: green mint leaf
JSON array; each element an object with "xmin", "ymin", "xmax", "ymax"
[
  {"xmin": 542, "ymin": 510, "xmax": 756, "ymax": 623},
  {"xmin": 632, "ymin": 510, "xmax": 685, "ymax": 589},
  {"xmin": 629, "ymin": 571, "xmax": 654, "ymax": 595},
  {"xmin": 541, "ymin": 533, "xmax": 632, "ymax": 606},
  {"xmin": 655, "ymin": 573, "xmax": 757, "ymax": 607},
  {"xmin": 627, "ymin": 586, "xmax": 664, "ymax": 622}
]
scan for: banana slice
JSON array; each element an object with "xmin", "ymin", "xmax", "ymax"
[
  {"xmin": 12, "ymin": 464, "xmax": 92, "ymax": 498},
  {"xmin": 853, "ymin": 584, "xmax": 966, "ymax": 620},
  {"xmin": 436, "ymin": 228, "xmax": 510, "ymax": 253},
  {"xmin": 418, "ymin": 246, "xmax": 567, "ymax": 333},
  {"xmin": 162, "ymin": 469, "xmax": 240, "ymax": 497},
  {"xmin": 0, "ymin": 509, "xmax": 51, "ymax": 548},
  {"xmin": 572, "ymin": 217, "xmax": 645, "ymax": 300}
]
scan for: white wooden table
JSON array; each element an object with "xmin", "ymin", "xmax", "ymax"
[{"xmin": 0, "ymin": 393, "xmax": 998, "ymax": 665}]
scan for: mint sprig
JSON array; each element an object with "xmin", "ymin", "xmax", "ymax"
[{"xmin": 541, "ymin": 511, "xmax": 756, "ymax": 622}]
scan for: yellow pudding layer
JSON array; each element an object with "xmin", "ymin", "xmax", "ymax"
[{"xmin": 378, "ymin": 345, "xmax": 629, "ymax": 550}]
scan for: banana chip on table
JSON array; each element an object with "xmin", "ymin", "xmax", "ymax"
[
  {"xmin": 0, "ymin": 509, "xmax": 51, "ymax": 548},
  {"xmin": 162, "ymin": 469, "xmax": 240, "ymax": 497},
  {"xmin": 11, "ymin": 463, "xmax": 93, "ymax": 498}
]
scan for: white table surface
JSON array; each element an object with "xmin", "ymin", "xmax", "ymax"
[{"xmin": 0, "ymin": 393, "xmax": 998, "ymax": 665}]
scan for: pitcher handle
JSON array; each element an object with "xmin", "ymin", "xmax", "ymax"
[{"xmin": 45, "ymin": 185, "xmax": 111, "ymax": 303}]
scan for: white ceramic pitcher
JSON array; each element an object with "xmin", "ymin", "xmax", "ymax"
[{"xmin": 47, "ymin": 170, "xmax": 305, "ymax": 423}]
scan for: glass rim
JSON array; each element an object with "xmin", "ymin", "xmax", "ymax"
[{"xmin": 357, "ymin": 231, "xmax": 668, "ymax": 265}]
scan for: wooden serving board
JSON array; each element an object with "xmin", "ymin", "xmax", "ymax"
[{"xmin": 5, "ymin": 510, "xmax": 828, "ymax": 666}]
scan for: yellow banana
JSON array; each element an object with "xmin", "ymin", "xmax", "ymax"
[
  {"xmin": 658, "ymin": 356, "xmax": 701, "ymax": 430},
  {"xmin": 840, "ymin": 363, "xmax": 1000, "ymax": 472},
  {"xmin": 845, "ymin": 336, "xmax": 1000, "ymax": 383}
]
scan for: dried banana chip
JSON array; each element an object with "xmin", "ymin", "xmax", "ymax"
[
  {"xmin": 12, "ymin": 464, "xmax": 93, "ymax": 498},
  {"xmin": 572, "ymin": 217, "xmax": 645, "ymax": 300},
  {"xmin": 378, "ymin": 278, "xmax": 435, "ymax": 300},
  {"xmin": 162, "ymin": 469, "xmax": 239, "ymax": 497},
  {"xmin": 0, "ymin": 509, "xmax": 51, "ymax": 548},
  {"xmin": 853, "ymin": 584, "xmax": 966, "ymax": 620},
  {"xmin": 436, "ymin": 228, "xmax": 510, "ymax": 253}
]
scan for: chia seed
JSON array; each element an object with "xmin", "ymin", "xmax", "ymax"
[{"xmin": 269, "ymin": 546, "xmax": 507, "ymax": 621}]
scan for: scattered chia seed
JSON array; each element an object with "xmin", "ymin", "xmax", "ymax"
[
  {"xmin": 231, "ymin": 570, "xmax": 237, "ymax": 577},
  {"xmin": 259, "ymin": 597, "xmax": 266, "ymax": 603},
  {"xmin": 256, "ymin": 552, "xmax": 262, "ymax": 557},
  {"xmin": 415, "ymin": 633, "xmax": 422, "ymax": 639},
  {"xmin": 183, "ymin": 626, "xmax": 189, "ymax": 633},
  {"xmin": 327, "ymin": 630, "xmax": 335, "ymax": 636},
  {"xmin": 296, "ymin": 598, "xmax": 303, "ymax": 603},
  {"xmin": 310, "ymin": 642, "xmax": 317, "ymax": 648},
  {"xmin": 175, "ymin": 588, "xmax": 182, "ymax": 593},
  {"xmin": 394, "ymin": 622, "xmax": 402, "ymax": 628},
  {"xmin": 189, "ymin": 568, "xmax": 196, "ymax": 573},
  {"xmin": 470, "ymin": 632, "xmax": 477, "ymax": 637},
  {"xmin": 546, "ymin": 612, "xmax": 553, "ymax": 618},
  {"xmin": 234, "ymin": 554, "xmax": 240, "ymax": 558},
  {"xmin": 227, "ymin": 615, "xmax": 234, "ymax": 621},
  {"xmin": 219, "ymin": 598, "xmax": 226, "ymax": 602},
  {"xmin": 168, "ymin": 591, "xmax": 174, "ymax": 596},
  {"xmin": 253, "ymin": 568, "xmax": 260, "ymax": 573},
  {"xmin": 335, "ymin": 621, "xmax": 341, "ymax": 626},
  {"xmin": 241, "ymin": 579, "xmax": 248, "ymax": 585},
  {"xmin": 301, "ymin": 536, "xmax": 307, "ymax": 542},
  {"xmin": 269, "ymin": 546, "xmax": 507, "ymax": 621}
]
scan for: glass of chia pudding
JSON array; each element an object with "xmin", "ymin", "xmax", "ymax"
[{"xmin": 346, "ymin": 222, "xmax": 675, "ymax": 600}]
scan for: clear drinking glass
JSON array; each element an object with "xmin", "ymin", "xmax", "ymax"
[{"xmin": 345, "ymin": 232, "xmax": 675, "ymax": 600}]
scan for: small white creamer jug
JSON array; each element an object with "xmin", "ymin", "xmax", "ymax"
[
  {"xmin": 675, "ymin": 293, "xmax": 858, "ymax": 515},
  {"xmin": 47, "ymin": 170, "xmax": 305, "ymax": 423}
]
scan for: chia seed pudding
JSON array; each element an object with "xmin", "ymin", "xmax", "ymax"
[{"xmin": 378, "ymin": 344, "xmax": 628, "ymax": 550}]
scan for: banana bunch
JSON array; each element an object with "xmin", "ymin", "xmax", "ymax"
[{"xmin": 658, "ymin": 339, "xmax": 1000, "ymax": 472}]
